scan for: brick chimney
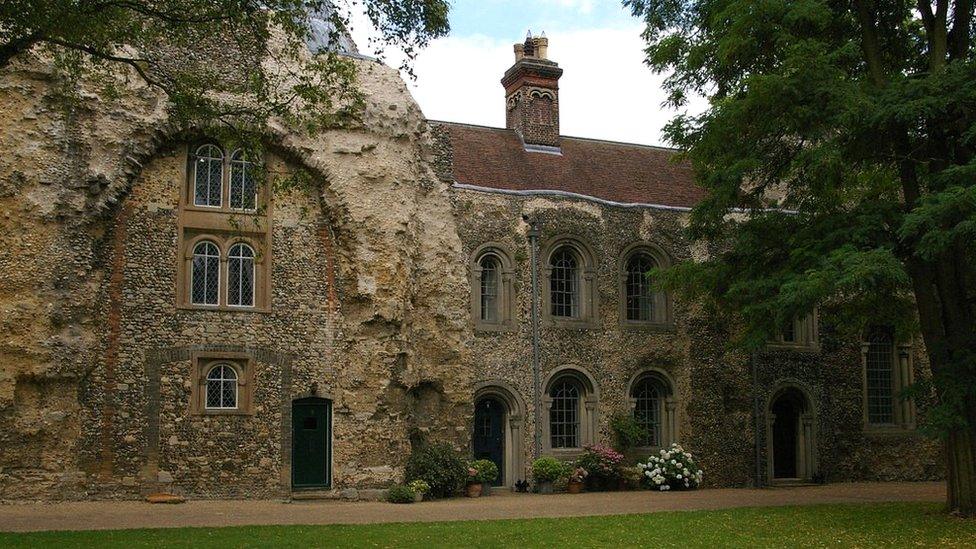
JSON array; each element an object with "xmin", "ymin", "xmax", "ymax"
[{"xmin": 502, "ymin": 32, "xmax": 563, "ymax": 148}]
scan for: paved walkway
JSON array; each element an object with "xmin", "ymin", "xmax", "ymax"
[{"xmin": 0, "ymin": 482, "xmax": 944, "ymax": 533}]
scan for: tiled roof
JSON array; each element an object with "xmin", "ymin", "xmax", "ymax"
[{"xmin": 435, "ymin": 122, "xmax": 704, "ymax": 208}]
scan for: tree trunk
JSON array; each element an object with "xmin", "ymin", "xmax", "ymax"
[{"xmin": 946, "ymin": 403, "xmax": 976, "ymax": 515}]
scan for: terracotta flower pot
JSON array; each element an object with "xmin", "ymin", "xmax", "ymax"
[
  {"xmin": 567, "ymin": 481, "xmax": 583, "ymax": 494},
  {"xmin": 466, "ymin": 482, "xmax": 483, "ymax": 498}
]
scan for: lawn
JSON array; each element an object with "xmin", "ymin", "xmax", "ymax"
[{"xmin": 2, "ymin": 502, "xmax": 974, "ymax": 548}]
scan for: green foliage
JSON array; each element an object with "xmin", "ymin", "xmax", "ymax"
[
  {"xmin": 386, "ymin": 484, "xmax": 416, "ymax": 504},
  {"xmin": 0, "ymin": 1, "xmax": 450, "ymax": 133},
  {"xmin": 531, "ymin": 457, "xmax": 567, "ymax": 483},
  {"xmin": 467, "ymin": 459, "xmax": 499, "ymax": 484},
  {"xmin": 404, "ymin": 442, "xmax": 466, "ymax": 499},
  {"xmin": 407, "ymin": 479, "xmax": 430, "ymax": 495},
  {"xmin": 610, "ymin": 414, "xmax": 645, "ymax": 451},
  {"xmin": 625, "ymin": 0, "xmax": 976, "ymax": 437}
]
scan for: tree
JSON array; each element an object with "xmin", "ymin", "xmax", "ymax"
[
  {"xmin": 0, "ymin": 1, "xmax": 449, "ymax": 131},
  {"xmin": 625, "ymin": 0, "xmax": 976, "ymax": 514}
]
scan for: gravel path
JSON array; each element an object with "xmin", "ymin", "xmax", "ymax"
[{"xmin": 0, "ymin": 481, "xmax": 944, "ymax": 533}]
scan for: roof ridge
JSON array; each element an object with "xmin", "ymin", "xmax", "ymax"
[{"xmin": 427, "ymin": 119, "xmax": 681, "ymax": 152}]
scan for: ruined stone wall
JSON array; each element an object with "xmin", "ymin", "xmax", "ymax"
[
  {"xmin": 0, "ymin": 47, "xmax": 471, "ymax": 500},
  {"xmin": 450, "ymin": 184, "xmax": 942, "ymax": 487}
]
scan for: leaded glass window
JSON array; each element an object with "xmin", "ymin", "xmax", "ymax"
[
  {"xmin": 228, "ymin": 243, "xmax": 255, "ymax": 307},
  {"xmin": 479, "ymin": 255, "xmax": 500, "ymax": 322},
  {"xmin": 625, "ymin": 253, "xmax": 656, "ymax": 321},
  {"xmin": 193, "ymin": 145, "xmax": 223, "ymax": 207},
  {"xmin": 549, "ymin": 379, "xmax": 580, "ymax": 448},
  {"xmin": 230, "ymin": 149, "xmax": 257, "ymax": 211},
  {"xmin": 191, "ymin": 241, "xmax": 220, "ymax": 305},
  {"xmin": 866, "ymin": 327, "xmax": 895, "ymax": 424},
  {"xmin": 550, "ymin": 247, "xmax": 579, "ymax": 318},
  {"xmin": 205, "ymin": 364, "xmax": 238, "ymax": 409},
  {"xmin": 633, "ymin": 377, "xmax": 662, "ymax": 447}
]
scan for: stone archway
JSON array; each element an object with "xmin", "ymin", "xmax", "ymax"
[
  {"xmin": 766, "ymin": 382, "xmax": 817, "ymax": 483},
  {"xmin": 473, "ymin": 381, "xmax": 526, "ymax": 487}
]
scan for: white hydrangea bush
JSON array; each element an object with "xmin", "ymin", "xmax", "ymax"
[{"xmin": 636, "ymin": 443, "xmax": 703, "ymax": 491}]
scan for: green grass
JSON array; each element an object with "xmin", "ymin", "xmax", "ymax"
[{"xmin": 2, "ymin": 502, "xmax": 974, "ymax": 548}]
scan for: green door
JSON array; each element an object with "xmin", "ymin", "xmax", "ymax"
[{"xmin": 292, "ymin": 397, "xmax": 332, "ymax": 489}]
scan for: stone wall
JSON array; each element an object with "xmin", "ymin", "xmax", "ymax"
[
  {"xmin": 0, "ymin": 46, "xmax": 472, "ymax": 500},
  {"xmin": 449, "ymin": 183, "xmax": 942, "ymax": 487}
]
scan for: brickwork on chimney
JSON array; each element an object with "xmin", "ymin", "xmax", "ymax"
[{"xmin": 502, "ymin": 35, "xmax": 563, "ymax": 148}]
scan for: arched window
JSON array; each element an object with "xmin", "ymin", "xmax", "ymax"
[
  {"xmin": 205, "ymin": 363, "xmax": 238, "ymax": 409},
  {"xmin": 632, "ymin": 376, "xmax": 664, "ymax": 447},
  {"xmin": 230, "ymin": 149, "xmax": 257, "ymax": 211},
  {"xmin": 865, "ymin": 327, "xmax": 895, "ymax": 424},
  {"xmin": 191, "ymin": 241, "xmax": 220, "ymax": 305},
  {"xmin": 479, "ymin": 254, "xmax": 500, "ymax": 322},
  {"xmin": 193, "ymin": 144, "xmax": 224, "ymax": 207},
  {"xmin": 549, "ymin": 378, "xmax": 581, "ymax": 448},
  {"xmin": 625, "ymin": 253, "xmax": 656, "ymax": 322},
  {"xmin": 228, "ymin": 243, "xmax": 255, "ymax": 307},
  {"xmin": 550, "ymin": 247, "xmax": 579, "ymax": 318}
]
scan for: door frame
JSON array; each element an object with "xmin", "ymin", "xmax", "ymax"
[
  {"xmin": 473, "ymin": 381, "xmax": 525, "ymax": 487},
  {"xmin": 765, "ymin": 381, "xmax": 817, "ymax": 484},
  {"xmin": 290, "ymin": 396, "xmax": 333, "ymax": 490}
]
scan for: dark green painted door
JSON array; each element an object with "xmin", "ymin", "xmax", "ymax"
[
  {"xmin": 292, "ymin": 398, "xmax": 332, "ymax": 489},
  {"xmin": 473, "ymin": 397, "xmax": 505, "ymax": 486}
]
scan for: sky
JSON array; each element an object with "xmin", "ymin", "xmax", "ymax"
[{"xmin": 348, "ymin": 1, "xmax": 702, "ymax": 147}]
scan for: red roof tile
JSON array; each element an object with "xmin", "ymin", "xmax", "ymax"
[{"xmin": 435, "ymin": 122, "xmax": 704, "ymax": 208}]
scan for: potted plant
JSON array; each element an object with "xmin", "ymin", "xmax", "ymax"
[
  {"xmin": 408, "ymin": 479, "xmax": 430, "ymax": 502},
  {"xmin": 531, "ymin": 457, "xmax": 566, "ymax": 494},
  {"xmin": 567, "ymin": 466, "xmax": 588, "ymax": 494},
  {"xmin": 467, "ymin": 459, "xmax": 498, "ymax": 497}
]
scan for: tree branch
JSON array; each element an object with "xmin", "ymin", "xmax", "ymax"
[
  {"xmin": 852, "ymin": 0, "xmax": 887, "ymax": 86},
  {"xmin": 948, "ymin": 0, "xmax": 974, "ymax": 60},
  {"xmin": 38, "ymin": 37, "xmax": 170, "ymax": 93},
  {"xmin": 0, "ymin": 32, "xmax": 42, "ymax": 69}
]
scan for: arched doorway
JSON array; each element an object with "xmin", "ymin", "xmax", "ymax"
[
  {"xmin": 292, "ymin": 397, "xmax": 332, "ymax": 489},
  {"xmin": 473, "ymin": 397, "xmax": 505, "ymax": 486},
  {"xmin": 472, "ymin": 381, "xmax": 525, "ymax": 487},
  {"xmin": 766, "ymin": 384, "xmax": 817, "ymax": 483}
]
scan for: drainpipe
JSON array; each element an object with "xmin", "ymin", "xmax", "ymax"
[
  {"xmin": 751, "ymin": 350, "xmax": 763, "ymax": 487},
  {"xmin": 526, "ymin": 216, "xmax": 543, "ymax": 460}
]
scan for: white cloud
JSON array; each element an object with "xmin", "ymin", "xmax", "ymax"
[{"xmin": 348, "ymin": 15, "xmax": 701, "ymax": 146}]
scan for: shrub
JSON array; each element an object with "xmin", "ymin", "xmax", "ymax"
[
  {"xmin": 531, "ymin": 457, "xmax": 567, "ymax": 483},
  {"xmin": 637, "ymin": 443, "xmax": 703, "ymax": 491},
  {"xmin": 576, "ymin": 444, "xmax": 625, "ymax": 489},
  {"xmin": 610, "ymin": 414, "xmax": 645, "ymax": 450},
  {"xmin": 407, "ymin": 479, "xmax": 430, "ymax": 495},
  {"xmin": 468, "ymin": 459, "xmax": 499, "ymax": 484},
  {"xmin": 404, "ymin": 442, "xmax": 466, "ymax": 499},
  {"xmin": 387, "ymin": 484, "xmax": 416, "ymax": 504}
]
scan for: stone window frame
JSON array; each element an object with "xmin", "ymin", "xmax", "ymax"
[
  {"xmin": 767, "ymin": 310, "xmax": 820, "ymax": 352},
  {"xmin": 186, "ymin": 142, "xmax": 264, "ymax": 214},
  {"xmin": 470, "ymin": 243, "xmax": 516, "ymax": 332},
  {"xmin": 541, "ymin": 366, "xmax": 599, "ymax": 458},
  {"xmin": 617, "ymin": 243, "xmax": 673, "ymax": 329},
  {"xmin": 626, "ymin": 368, "xmax": 678, "ymax": 452},
  {"xmin": 861, "ymin": 326, "xmax": 916, "ymax": 433},
  {"xmin": 541, "ymin": 236, "xmax": 598, "ymax": 329},
  {"xmin": 178, "ymin": 233, "xmax": 270, "ymax": 312},
  {"xmin": 190, "ymin": 351, "xmax": 255, "ymax": 416}
]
